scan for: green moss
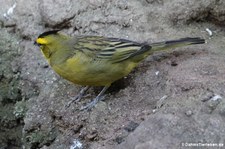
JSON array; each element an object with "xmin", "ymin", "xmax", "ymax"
[
  {"xmin": 0, "ymin": 29, "xmax": 23, "ymax": 149},
  {"xmin": 14, "ymin": 99, "xmax": 28, "ymax": 119},
  {"xmin": 0, "ymin": 28, "xmax": 22, "ymax": 103},
  {"xmin": 24, "ymin": 128, "xmax": 58, "ymax": 149}
]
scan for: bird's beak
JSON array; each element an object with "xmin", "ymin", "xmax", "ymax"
[{"xmin": 34, "ymin": 40, "xmax": 40, "ymax": 46}]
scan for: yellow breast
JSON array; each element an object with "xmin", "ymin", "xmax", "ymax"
[{"xmin": 51, "ymin": 53, "xmax": 138, "ymax": 86}]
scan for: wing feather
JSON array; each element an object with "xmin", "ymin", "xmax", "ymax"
[{"xmin": 73, "ymin": 36, "xmax": 147, "ymax": 62}]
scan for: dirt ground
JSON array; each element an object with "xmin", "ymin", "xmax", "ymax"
[{"xmin": 0, "ymin": 0, "xmax": 225, "ymax": 149}]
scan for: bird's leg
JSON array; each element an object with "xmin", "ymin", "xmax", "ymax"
[
  {"xmin": 66, "ymin": 86, "xmax": 90, "ymax": 108},
  {"xmin": 80, "ymin": 86, "xmax": 109, "ymax": 111}
]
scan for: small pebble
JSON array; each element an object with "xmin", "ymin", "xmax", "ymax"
[
  {"xmin": 211, "ymin": 95, "xmax": 222, "ymax": 101},
  {"xmin": 171, "ymin": 61, "xmax": 178, "ymax": 66},
  {"xmin": 185, "ymin": 110, "xmax": 193, "ymax": 116},
  {"xmin": 124, "ymin": 121, "xmax": 139, "ymax": 132},
  {"xmin": 114, "ymin": 136, "xmax": 125, "ymax": 144},
  {"xmin": 206, "ymin": 28, "xmax": 213, "ymax": 37},
  {"xmin": 70, "ymin": 139, "xmax": 83, "ymax": 149},
  {"xmin": 201, "ymin": 92, "xmax": 214, "ymax": 102},
  {"xmin": 86, "ymin": 131, "xmax": 98, "ymax": 141}
]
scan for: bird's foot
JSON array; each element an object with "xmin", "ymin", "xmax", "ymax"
[
  {"xmin": 65, "ymin": 86, "xmax": 90, "ymax": 108},
  {"xmin": 80, "ymin": 95, "xmax": 105, "ymax": 111},
  {"xmin": 65, "ymin": 94, "xmax": 83, "ymax": 108}
]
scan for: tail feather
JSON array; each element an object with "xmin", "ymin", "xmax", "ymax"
[
  {"xmin": 150, "ymin": 37, "xmax": 205, "ymax": 52},
  {"xmin": 165, "ymin": 37, "xmax": 205, "ymax": 45},
  {"xmin": 116, "ymin": 37, "xmax": 205, "ymax": 63}
]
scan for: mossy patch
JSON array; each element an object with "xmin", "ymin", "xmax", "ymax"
[{"xmin": 0, "ymin": 29, "xmax": 23, "ymax": 149}]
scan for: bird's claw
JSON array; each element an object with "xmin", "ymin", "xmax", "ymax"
[
  {"xmin": 65, "ymin": 94, "xmax": 82, "ymax": 108},
  {"xmin": 65, "ymin": 86, "xmax": 90, "ymax": 108},
  {"xmin": 80, "ymin": 100, "xmax": 97, "ymax": 111},
  {"xmin": 80, "ymin": 95, "xmax": 105, "ymax": 111}
]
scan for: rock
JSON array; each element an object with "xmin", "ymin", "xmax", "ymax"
[{"xmin": 117, "ymin": 112, "xmax": 225, "ymax": 149}]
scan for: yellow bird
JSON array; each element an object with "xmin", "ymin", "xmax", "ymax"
[{"xmin": 34, "ymin": 30, "xmax": 205, "ymax": 110}]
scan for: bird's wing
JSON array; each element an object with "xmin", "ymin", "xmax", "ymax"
[{"xmin": 74, "ymin": 36, "xmax": 150, "ymax": 63}]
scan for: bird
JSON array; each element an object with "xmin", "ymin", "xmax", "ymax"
[{"xmin": 34, "ymin": 30, "xmax": 205, "ymax": 110}]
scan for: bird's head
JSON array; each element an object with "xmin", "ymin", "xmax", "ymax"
[
  {"xmin": 34, "ymin": 30, "xmax": 69, "ymax": 59},
  {"xmin": 34, "ymin": 30, "xmax": 62, "ymax": 47}
]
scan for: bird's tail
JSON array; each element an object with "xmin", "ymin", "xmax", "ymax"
[
  {"xmin": 115, "ymin": 37, "xmax": 205, "ymax": 63},
  {"xmin": 129, "ymin": 37, "xmax": 205, "ymax": 62},
  {"xmin": 150, "ymin": 37, "xmax": 205, "ymax": 52}
]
